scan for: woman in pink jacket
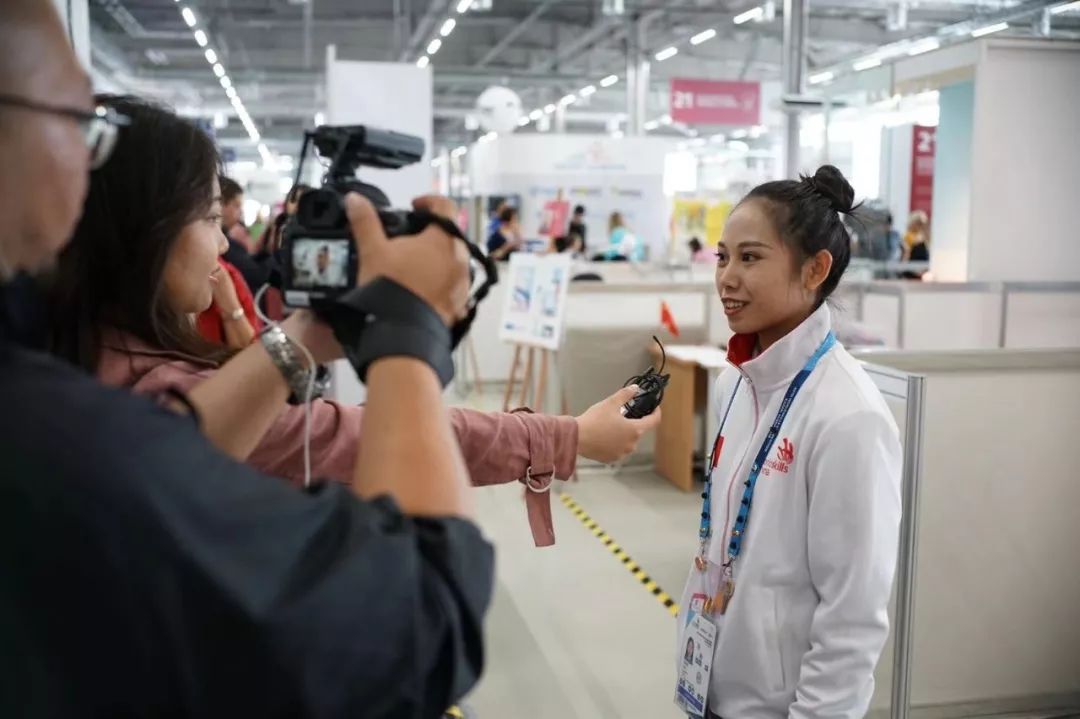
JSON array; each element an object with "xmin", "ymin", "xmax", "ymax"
[{"xmin": 44, "ymin": 96, "xmax": 659, "ymax": 546}]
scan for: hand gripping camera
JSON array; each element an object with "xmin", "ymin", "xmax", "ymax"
[{"xmin": 279, "ymin": 124, "xmax": 495, "ymax": 315}]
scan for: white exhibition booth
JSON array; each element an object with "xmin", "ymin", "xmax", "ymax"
[{"xmin": 467, "ymin": 133, "xmax": 678, "ymax": 261}]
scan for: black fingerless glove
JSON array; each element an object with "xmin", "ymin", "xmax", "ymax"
[{"xmin": 321, "ymin": 277, "xmax": 455, "ymax": 387}]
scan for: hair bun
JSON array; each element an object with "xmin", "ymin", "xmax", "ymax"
[{"xmin": 804, "ymin": 165, "xmax": 856, "ymax": 214}]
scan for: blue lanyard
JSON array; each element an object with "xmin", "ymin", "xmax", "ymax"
[{"xmin": 697, "ymin": 331, "xmax": 836, "ymax": 563}]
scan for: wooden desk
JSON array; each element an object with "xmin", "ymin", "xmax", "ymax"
[{"xmin": 649, "ymin": 344, "xmax": 728, "ymax": 492}]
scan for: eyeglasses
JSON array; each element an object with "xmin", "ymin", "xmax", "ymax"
[{"xmin": 0, "ymin": 94, "xmax": 131, "ymax": 170}]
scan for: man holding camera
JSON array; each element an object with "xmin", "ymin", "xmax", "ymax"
[{"xmin": 0, "ymin": 1, "xmax": 491, "ymax": 716}]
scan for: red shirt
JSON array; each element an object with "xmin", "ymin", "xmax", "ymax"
[{"xmin": 196, "ymin": 259, "xmax": 260, "ymax": 345}]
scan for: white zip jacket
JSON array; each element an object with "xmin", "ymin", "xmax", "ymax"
[{"xmin": 677, "ymin": 304, "xmax": 902, "ymax": 719}]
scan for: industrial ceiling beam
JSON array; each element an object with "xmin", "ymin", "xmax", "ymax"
[
  {"xmin": 398, "ymin": 0, "xmax": 449, "ymax": 62},
  {"xmin": 474, "ymin": 0, "xmax": 558, "ymax": 67}
]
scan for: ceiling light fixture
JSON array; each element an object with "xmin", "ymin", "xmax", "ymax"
[
  {"xmin": 427, "ymin": 38, "xmax": 443, "ymax": 54},
  {"xmin": 177, "ymin": 4, "xmax": 265, "ymax": 147},
  {"xmin": 544, "ymin": 104, "xmax": 557, "ymax": 114},
  {"xmin": 709, "ymin": 133, "xmax": 726, "ymax": 143},
  {"xmin": 579, "ymin": 85, "xmax": 597, "ymax": 97},
  {"xmin": 690, "ymin": 28, "xmax": 717, "ymax": 45},
  {"xmin": 417, "ymin": 55, "xmax": 430, "ymax": 68},
  {"xmin": 455, "ymin": 0, "xmax": 473, "ymax": 13},
  {"xmin": 729, "ymin": 140, "xmax": 750, "ymax": 152},
  {"xmin": 654, "ymin": 46, "xmax": 678, "ymax": 62},
  {"xmin": 440, "ymin": 18, "xmax": 457, "ymax": 36},
  {"xmin": 971, "ymin": 21, "xmax": 1008, "ymax": 37},
  {"xmin": 853, "ymin": 56, "xmax": 882, "ymax": 71},
  {"xmin": 1051, "ymin": 0, "xmax": 1080, "ymax": 13},
  {"xmin": 808, "ymin": 70, "xmax": 834, "ymax": 85},
  {"xmin": 643, "ymin": 120, "xmax": 660, "ymax": 131},
  {"xmin": 529, "ymin": 109, "xmax": 543, "ymax": 121},
  {"xmin": 559, "ymin": 94, "xmax": 576, "ymax": 106},
  {"xmin": 518, "ymin": 116, "xmax": 531, "ymax": 126},
  {"xmin": 731, "ymin": 128, "xmax": 748, "ymax": 139},
  {"xmin": 451, "ymin": 146, "xmax": 467, "ymax": 158},
  {"xmin": 600, "ymin": 74, "xmax": 619, "ymax": 88},
  {"xmin": 733, "ymin": 7, "xmax": 764, "ymax": 24}
]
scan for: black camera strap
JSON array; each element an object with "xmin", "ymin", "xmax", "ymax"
[{"xmin": 411, "ymin": 211, "xmax": 499, "ymax": 348}]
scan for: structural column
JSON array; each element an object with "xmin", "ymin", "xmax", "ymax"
[
  {"xmin": 625, "ymin": 17, "xmax": 640, "ymax": 135},
  {"xmin": 625, "ymin": 14, "xmax": 651, "ymax": 135},
  {"xmin": 781, "ymin": 0, "xmax": 808, "ymax": 178}
]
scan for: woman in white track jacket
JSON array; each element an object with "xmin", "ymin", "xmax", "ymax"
[{"xmin": 675, "ymin": 166, "xmax": 902, "ymax": 719}]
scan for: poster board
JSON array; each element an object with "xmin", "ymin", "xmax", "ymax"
[{"xmin": 498, "ymin": 253, "xmax": 573, "ymax": 351}]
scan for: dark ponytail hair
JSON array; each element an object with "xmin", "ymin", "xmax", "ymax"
[
  {"xmin": 45, "ymin": 94, "xmax": 232, "ymax": 372},
  {"xmin": 741, "ymin": 165, "xmax": 858, "ymax": 305}
]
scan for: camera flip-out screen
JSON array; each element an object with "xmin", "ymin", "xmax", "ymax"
[{"xmin": 290, "ymin": 238, "xmax": 351, "ymax": 289}]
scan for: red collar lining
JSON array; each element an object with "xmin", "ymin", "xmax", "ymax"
[{"xmin": 727, "ymin": 333, "xmax": 758, "ymax": 367}]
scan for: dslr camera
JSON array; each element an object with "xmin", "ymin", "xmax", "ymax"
[{"xmin": 280, "ymin": 124, "xmax": 477, "ymax": 309}]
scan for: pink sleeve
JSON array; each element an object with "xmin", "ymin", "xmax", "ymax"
[
  {"xmin": 247, "ymin": 399, "xmax": 362, "ymax": 487},
  {"xmin": 134, "ymin": 361, "xmax": 580, "ymax": 546},
  {"xmin": 131, "ymin": 361, "xmax": 361, "ymax": 488},
  {"xmin": 449, "ymin": 407, "xmax": 579, "ymax": 547}
]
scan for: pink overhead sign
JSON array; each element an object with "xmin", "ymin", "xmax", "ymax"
[{"xmin": 669, "ymin": 79, "xmax": 760, "ymax": 126}]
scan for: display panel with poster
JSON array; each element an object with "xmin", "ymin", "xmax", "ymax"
[
  {"xmin": 671, "ymin": 198, "xmax": 732, "ymax": 254},
  {"xmin": 498, "ymin": 253, "xmax": 572, "ymax": 351}
]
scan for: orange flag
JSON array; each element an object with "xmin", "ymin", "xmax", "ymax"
[{"xmin": 660, "ymin": 300, "xmax": 681, "ymax": 338}]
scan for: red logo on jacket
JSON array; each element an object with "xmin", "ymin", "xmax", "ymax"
[{"xmin": 764, "ymin": 438, "xmax": 795, "ymax": 476}]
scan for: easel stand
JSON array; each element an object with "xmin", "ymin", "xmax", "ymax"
[{"xmin": 502, "ymin": 343, "xmax": 568, "ymax": 415}]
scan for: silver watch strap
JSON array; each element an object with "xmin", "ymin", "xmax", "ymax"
[{"xmin": 260, "ymin": 325, "xmax": 312, "ymax": 400}]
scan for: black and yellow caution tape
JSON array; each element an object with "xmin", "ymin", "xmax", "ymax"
[{"xmin": 558, "ymin": 492, "xmax": 679, "ymax": 618}]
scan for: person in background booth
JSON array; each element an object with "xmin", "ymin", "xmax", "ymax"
[
  {"xmin": 568, "ymin": 204, "xmax": 587, "ymax": 255},
  {"xmin": 1, "ymin": 3, "xmax": 495, "ymax": 713},
  {"xmin": 675, "ymin": 165, "xmax": 901, "ymax": 719},
  {"xmin": 44, "ymin": 96, "xmax": 661, "ymax": 547},
  {"xmin": 220, "ymin": 175, "xmax": 252, "ymax": 253},
  {"xmin": 487, "ymin": 199, "xmax": 508, "ymax": 238},
  {"xmin": 487, "ymin": 205, "xmax": 524, "ymax": 260},
  {"xmin": 902, "ymin": 209, "xmax": 929, "ymax": 262},
  {"xmin": 602, "ymin": 211, "xmax": 645, "ymax": 262},
  {"xmin": 219, "ymin": 175, "xmax": 271, "ymax": 295},
  {"xmin": 688, "ymin": 237, "xmax": 713, "ymax": 263}
]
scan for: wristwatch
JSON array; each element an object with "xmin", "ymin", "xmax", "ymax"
[
  {"xmin": 223, "ymin": 307, "xmax": 245, "ymax": 322},
  {"xmin": 260, "ymin": 325, "xmax": 328, "ymax": 403}
]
